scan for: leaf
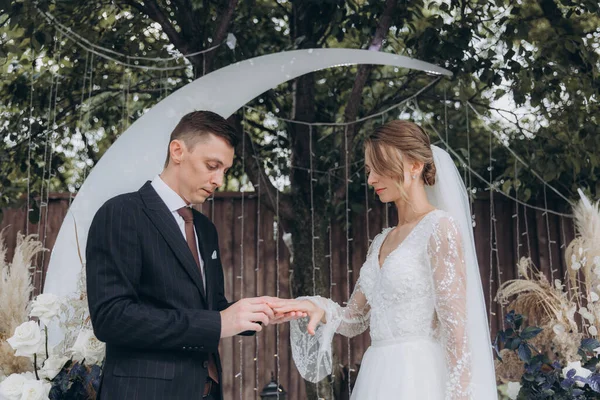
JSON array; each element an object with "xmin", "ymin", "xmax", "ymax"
[
  {"xmin": 514, "ymin": 314, "xmax": 524, "ymax": 330},
  {"xmin": 580, "ymin": 338, "xmax": 600, "ymax": 351},
  {"xmin": 508, "ymin": 337, "xmax": 522, "ymax": 351},
  {"xmin": 521, "ymin": 326, "xmax": 543, "ymax": 340},
  {"xmin": 518, "ymin": 343, "xmax": 532, "ymax": 363}
]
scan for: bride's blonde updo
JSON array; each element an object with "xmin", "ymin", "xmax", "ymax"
[{"xmin": 364, "ymin": 120, "xmax": 436, "ymax": 186}]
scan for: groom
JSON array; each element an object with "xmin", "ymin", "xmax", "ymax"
[{"xmin": 86, "ymin": 111, "xmax": 281, "ymax": 400}]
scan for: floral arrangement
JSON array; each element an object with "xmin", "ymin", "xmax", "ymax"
[
  {"xmin": 495, "ymin": 189, "xmax": 600, "ymax": 399},
  {"xmin": 0, "ymin": 233, "xmax": 104, "ymax": 400}
]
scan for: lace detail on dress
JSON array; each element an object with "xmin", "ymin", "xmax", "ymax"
[
  {"xmin": 428, "ymin": 215, "xmax": 473, "ymax": 400},
  {"xmin": 289, "ymin": 210, "xmax": 473, "ymax": 398}
]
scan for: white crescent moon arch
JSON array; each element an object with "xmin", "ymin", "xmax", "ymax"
[{"xmin": 44, "ymin": 48, "xmax": 451, "ymax": 298}]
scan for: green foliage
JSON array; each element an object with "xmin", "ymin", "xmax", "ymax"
[{"xmin": 0, "ymin": 0, "xmax": 598, "ymax": 221}]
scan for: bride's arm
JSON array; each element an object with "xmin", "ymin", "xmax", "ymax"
[
  {"xmin": 428, "ymin": 216, "xmax": 472, "ymax": 400},
  {"xmin": 269, "ymin": 240, "xmax": 375, "ymax": 383},
  {"xmin": 268, "ymin": 281, "xmax": 370, "ymax": 383},
  {"xmin": 281, "ymin": 281, "xmax": 370, "ymax": 337}
]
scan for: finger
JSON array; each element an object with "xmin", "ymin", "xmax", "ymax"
[
  {"xmin": 307, "ymin": 313, "xmax": 321, "ymax": 336},
  {"xmin": 259, "ymin": 296, "xmax": 280, "ymax": 303},
  {"xmin": 247, "ymin": 322, "xmax": 263, "ymax": 332},
  {"xmin": 268, "ymin": 298, "xmax": 297, "ymax": 307},
  {"xmin": 254, "ymin": 303, "xmax": 275, "ymax": 320},
  {"xmin": 247, "ymin": 297, "xmax": 270, "ymax": 305},
  {"xmin": 270, "ymin": 303, "xmax": 303, "ymax": 314},
  {"xmin": 250, "ymin": 312, "xmax": 270, "ymax": 327},
  {"xmin": 266, "ymin": 300, "xmax": 288, "ymax": 309}
]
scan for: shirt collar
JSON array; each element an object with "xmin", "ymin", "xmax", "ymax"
[{"xmin": 151, "ymin": 175, "xmax": 188, "ymax": 213}]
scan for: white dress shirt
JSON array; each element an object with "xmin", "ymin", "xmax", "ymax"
[{"xmin": 151, "ymin": 175, "xmax": 205, "ymax": 288}]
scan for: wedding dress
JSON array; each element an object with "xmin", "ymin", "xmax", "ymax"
[{"xmin": 289, "ymin": 146, "xmax": 497, "ymax": 400}]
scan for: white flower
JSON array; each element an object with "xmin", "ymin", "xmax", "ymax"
[
  {"xmin": 579, "ymin": 307, "xmax": 595, "ymax": 323},
  {"xmin": 0, "ymin": 373, "xmax": 27, "ymax": 400},
  {"xmin": 591, "ymin": 292, "xmax": 600, "ymax": 303},
  {"xmin": 562, "ymin": 361, "xmax": 592, "ymax": 387},
  {"xmin": 6, "ymin": 321, "xmax": 44, "ymax": 357},
  {"xmin": 20, "ymin": 378, "xmax": 51, "ymax": 400},
  {"xmin": 0, "ymin": 372, "xmax": 38, "ymax": 400},
  {"xmin": 39, "ymin": 355, "xmax": 69, "ymax": 380},
  {"xmin": 554, "ymin": 279, "xmax": 564, "ymax": 290},
  {"xmin": 553, "ymin": 324, "xmax": 566, "ymax": 335},
  {"xmin": 571, "ymin": 261, "xmax": 582, "ymax": 270},
  {"xmin": 590, "ymin": 326, "xmax": 598, "ymax": 336},
  {"xmin": 506, "ymin": 381, "xmax": 522, "ymax": 400},
  {"xmin": 71, "ymin": 329, "xmax": 105, "ymax": 365},
  {"xmin": 29, "ymin": 294, "xmax": 62, "ymax": 326}
]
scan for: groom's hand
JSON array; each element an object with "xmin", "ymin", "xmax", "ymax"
[{"xmin": 220, "ymin": 297, "xmax": 275, "ymax": 338}]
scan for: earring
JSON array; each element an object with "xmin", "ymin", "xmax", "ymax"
[{"xmin": 412, "ymin": 174, "xmax": 417, "ymax": 180}]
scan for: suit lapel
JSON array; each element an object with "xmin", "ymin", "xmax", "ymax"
[
  {"xmin": 139, "ymin": 182, "xmax": 207, "ymax": 302},
  {"xmin": 193, "ymin": 215, "xmax": 214, "ymax": 310}
]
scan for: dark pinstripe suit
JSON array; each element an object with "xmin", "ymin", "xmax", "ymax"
[{"xmin": 86, "ymin": 181, "xmax": 241, "ymax": 399}]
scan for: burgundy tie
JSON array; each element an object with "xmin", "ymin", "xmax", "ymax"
[
  {"xmin": 176, "ymin": 206, "xmax": 219, "ymax": 383},
  {"xmin": 177, "ymin": 206, "xmax": 202, "ymax": 271}
]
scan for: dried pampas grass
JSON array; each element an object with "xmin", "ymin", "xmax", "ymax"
[
  {"xmin": 0, "ymin": 232, "xmax": 45, "ymax": 376},
  {"xmin": 495, "ymin": 190, "xmax": 600, "ymax": 379}
]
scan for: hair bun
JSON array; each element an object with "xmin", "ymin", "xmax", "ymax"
[{"xmin": 423, "ymin": 162, "xmax": 436, "ymax": 186}]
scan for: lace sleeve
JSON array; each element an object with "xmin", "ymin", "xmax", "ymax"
[
  {"xmin": 428, "ymin": 216, "xmax": 472, "ymax": 400},
  {"xmin": 289, "ymin": 256, "xmax": 372, "ymax": 383}
]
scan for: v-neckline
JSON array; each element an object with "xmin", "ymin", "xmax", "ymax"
[{"xmin": 377, "ymin": 209, "xmax": 438, "ymax": 270}]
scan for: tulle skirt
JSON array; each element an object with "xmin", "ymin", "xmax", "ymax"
[{"xmin": 350, "ymin": 337, "xmax": 447, "ymax": 400}]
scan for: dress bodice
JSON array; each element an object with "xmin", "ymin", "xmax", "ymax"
[{"xmin": 359, "ymin": 209, "xmax": 443, "ymax": 342}]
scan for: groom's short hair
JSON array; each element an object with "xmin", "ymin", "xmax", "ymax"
[{"xmin": 164, "ymin": 110, "xmax": 239, "ymax": 168}]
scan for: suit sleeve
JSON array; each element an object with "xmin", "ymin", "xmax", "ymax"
[{"xmin": 86, "ymin": 198, "xmax": 221, "ymax": 352}]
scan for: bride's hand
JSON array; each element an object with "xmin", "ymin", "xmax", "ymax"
[{"xmin": 268, "ymin": 299, "xmax": 326, "ymax": 335}]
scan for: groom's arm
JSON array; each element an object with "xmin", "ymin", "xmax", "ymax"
[
  {"xmin": 86, "ymin": 196, "xmax": 221, "ymax": 352},
  {"xmin": 210, "ymin": 226, "xmax": 257, "ymax": 337}
]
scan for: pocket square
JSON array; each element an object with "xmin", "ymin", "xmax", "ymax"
[{"xmin": 211, "ymin": 250, "xmax": 217, "ymax": 259}]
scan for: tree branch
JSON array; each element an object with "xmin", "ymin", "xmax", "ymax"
[
  {"xmin": 203, "ymin": 0, "xmax": 238, "ymax": 73},
  {"xmin": 335, "ymin": 0, "xmax": 398, "ymax": 202},
  {"xmin": 124, "ymin": 0, "xmax": 202, "ymax": 70}
]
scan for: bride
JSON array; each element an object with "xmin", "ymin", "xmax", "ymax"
[{"xmin": 270, "ymin": 121, "xmax": 497, "ymax": 399}]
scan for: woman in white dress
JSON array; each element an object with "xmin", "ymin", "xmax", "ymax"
[{"xmin": 270, "ymin": 121, "xmax": 497, "ymax": 399}]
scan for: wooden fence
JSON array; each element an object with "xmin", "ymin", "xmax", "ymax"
[{"xmin": 0, "ymin": 192, "xmax": 575, "ymax": 399}]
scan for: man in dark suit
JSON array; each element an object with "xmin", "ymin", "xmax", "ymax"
[{"xmin": 86, "ymin": 111, "xmax": 277, "ymax": 400}]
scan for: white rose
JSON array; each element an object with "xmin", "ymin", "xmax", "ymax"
[
  {"xmin": 71, "ymin": 329, "xmax": 105, "ymax": 365},
  {"xmin": 591, "ymin": 292, "xmax": 600, "ymax": 303},
  {"xmin": 0, "ymin": 373, "xmax": 26, "ymax": 400},
  {"xmin": 590, "ymin": 326, "xmax": 598, "ymax": 336},
  {"xmin": 506, "ymin": 381, "xmax": 521, "ymax": 400},
  {"xmin": 6, "ymin": 322, "xmax": 44, "ymax": 357},
  {"xmin": 0, "ymin": 373, "xmax": 37, "ymax": 400},
  {"xmin": 20, "ymin": 379, "xmax": 51, "ymax": 400},
  {"xmin": 562, "ymin": 361, "xmax": 592, "ymax": 387},
  {"xmin": 29, "ymin": 294, "xmax": 62, "ymax": 326},
  {"xmin": 39, "ymin": 355, "xmax": 69, "ymax": 380}
]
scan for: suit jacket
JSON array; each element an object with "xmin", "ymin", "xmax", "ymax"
[{"xmin": 86, "ymin": 181, "xmax": 242, "ymax": 399}]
